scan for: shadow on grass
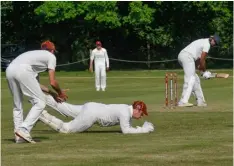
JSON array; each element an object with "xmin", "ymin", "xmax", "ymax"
[
  {"xmin": 2, "ymin": 130, "xmax": 122, "ymax": 143},
  {"xmin": 83, "ymin": 130, "xmax": 121, "ymax": 134},
  {"xmin": 33, "ymin": 129, "xmax": 121, "ymax": 134},
  {"xmin": 3, "ymin": 136, "xmax": 49, "ymax": 143},
  {"xmin": 226, "ymin": 124, "xmax": 233, "ymax": 127},
  {"xmin": 33, "ymin": 129, "xmax": 58, "ymax": 134}
]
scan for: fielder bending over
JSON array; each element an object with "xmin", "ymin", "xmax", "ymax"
[
  {"xmin": 177, "ymin": 34, "xmax": 220, "ymax": 107},
  {"xmin": 39, "ymin": 95, "xmax": 154, "ymax": 134},
  {"xmin": 89, "ymin": 41, "xmax": 109, "ymax": 91},
  {"xmin": 6, "ymin": 41, "xmax": 68, "ymax": 143}
]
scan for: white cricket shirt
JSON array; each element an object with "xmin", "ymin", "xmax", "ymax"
[
  {"xmin": 90, "ymin": 48, "xmax": 109, "ymax": 67},
  {"xmin": 9, "ymin": 50, "xmax": 56, "ymax": 74},
  {"xmin": 82, "ymin": 102, "xmax": 150, "ymax": 134},
  {"xmin": 182, "ymin": 38, "xmax": 210, "ymax": 61}
]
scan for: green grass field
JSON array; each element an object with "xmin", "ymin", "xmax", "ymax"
[{"xmin": 1, "ymin": 70, "xmax": 233, "ymax": 166}]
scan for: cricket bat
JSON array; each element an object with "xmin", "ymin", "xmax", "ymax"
[{"xmin": 210, "ymin": 73, "xmax": 229, "ymax": 78}]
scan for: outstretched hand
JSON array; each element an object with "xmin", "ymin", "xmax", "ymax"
[
  {"xmin": 58, "ymin": 89, "xmax": 69, "ymax": 102},
  {"xmin": 143, "ymin": 121, "xmax": 154, "ymax": 132},
  {"xmin": 54, "ymin": 96, "xmax": 65, "ymax": 103},
  {"xmin": 50, "ymin": 92, "xmax": 63, "ymax": 103}
]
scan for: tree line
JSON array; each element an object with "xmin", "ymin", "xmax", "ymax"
[{"xmin": 1, "ymin": 1, "xmax": 233, "ymax": 70}]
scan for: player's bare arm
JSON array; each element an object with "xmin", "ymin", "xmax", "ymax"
[
  {"xmin": 40, "ymin": 84, "xmax": 64, "ymax": 103},
  {"xmin": 89, "ymin": 50, "xmax": 95, "ymax": 73},
  {"xmin": 104, "ymin": 50, "xmax": 110, "ymax": 71},
  {"xmin": 195, "ymin": 59, "xmax": 200, "ymax": 69},
  {"xmin": 48, "ymin": 69, "xmax": 68, "ymax": 101},
  {"xmin": 89, "ymin": 59, "xmax": 94, "ymax": 72},
  {"xmin": 199, "ymin": 51, "xmax": 207, "ymax": 72}
]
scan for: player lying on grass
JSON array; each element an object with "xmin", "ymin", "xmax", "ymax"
[{"xmin": 39, "ymin": 94, "xmax": 154, "ymax": 134}]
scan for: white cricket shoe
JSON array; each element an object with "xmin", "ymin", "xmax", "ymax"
[
  {"xmin": 96, "ymin": 88, "xmax": 100, "ymax": 91},
  {"xmin": 15, "ymin": 128, "xmax": 36, "ymax": 144},
  {"xmin": 15, "ymin": 134, "xmax": 26, "ymax": 143},
  {"xmin": 197, "ymin": 102, "xmax": 207, "ymax": 107},
  {"xmin": 177, "ymin": 102, "xmax": 194, "ymax": 107},
  {"xmin": 101, "ymin": 88, "xmax": 105, "ymax": 91}
]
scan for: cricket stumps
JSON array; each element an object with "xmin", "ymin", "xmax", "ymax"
[{"xmin": 165, "ymin": 72, "xmax": 178, "ymax": 109}]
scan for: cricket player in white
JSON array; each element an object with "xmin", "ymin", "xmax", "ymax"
[
  {"xmin": 89, "ymin": 41, "xmax": 109, "ymax": 91},
  {"xmin": 6, "ymin": 41, "xmax": 68, "ymax": 143},
  {"xmin": 39, "ymin": 97, "xmax": 154, "ymax": 134},
  {"xmin": 177, "ymin": 34, "xmax": 220, "ymax": 107}
]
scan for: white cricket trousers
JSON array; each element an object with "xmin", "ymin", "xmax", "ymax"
[
  {"xmin": 63, "ymin": 104, "xmax": 96, "ymax": 133},
  {"xmin": 6, "ymin": 64, "xmax": 46, "ymax": 133},
  {"xmin": 45, "ymin": 94, "xmax": 81, "ymax": 118},
  {"xmin": 178, "ymin": 51, "xmax": 205, "ymax": 103},
  {"xmin": 95, "ymin": 65, "xmax": 106, "ymax": 90},
  {"xmin": 42, "ymin": 103, "xmax": 97, "ymax": 133}
]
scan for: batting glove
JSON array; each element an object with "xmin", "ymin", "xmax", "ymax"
[
  {"xmin": 143, "ymin": 121, "xmax": 155, "ymax": 132},
  {"xmin": 202, "ymin": 71, "xmax": 212, "ymax": 79}
]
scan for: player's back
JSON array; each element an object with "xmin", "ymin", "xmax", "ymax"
[
  {"xmin": 182, "ymin": 38, "xmax": 210, "ymax": 60},
  {"xmin": 84, "ymin": 102, "xmax": 131, "ymax": 127},
  {"xmin": 9, "ymin": 50, "xmax": 56, "ymax": 73}
]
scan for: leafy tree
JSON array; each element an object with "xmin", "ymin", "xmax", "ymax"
[{"xmin": 1, "ymin": 1, "xmax": 232, "ymax": 69}]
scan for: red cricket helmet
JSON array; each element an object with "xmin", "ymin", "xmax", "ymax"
[
  {"xmin": 96, "ymin": 41, "xmax": 102, "ymax": 46},
  {"xmin": 132, "ymin": 101, "xmax": 148, "ymax": 116},
  {"xmin": 41, "ymin": 40, "xmax": 56, "ymax": 52}
]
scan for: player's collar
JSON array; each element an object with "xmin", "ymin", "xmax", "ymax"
[{"xmin": 129, "ymin": 106, "xmax": 133, "ymax": 117}]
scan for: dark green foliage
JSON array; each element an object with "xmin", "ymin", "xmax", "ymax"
[{"xmin": 1, "ymin": 1, "xmax": 233, "ymax": 69}]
